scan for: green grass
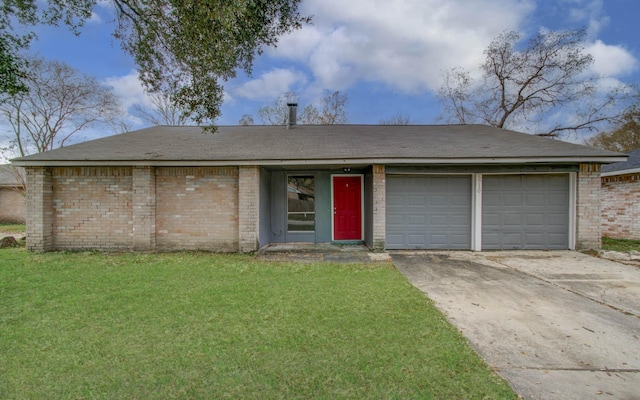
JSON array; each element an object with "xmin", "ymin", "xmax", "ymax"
[
  {"xmin": 602, "ymin": 237, "xmax": 640, "ymax": 252},
  {"xmin": 0, "ymin": 224, "xmax": 25, "ymax": 233},
  {"xmin": 0, "ymin": 250, "xmax": 516, "ymax": 399}
]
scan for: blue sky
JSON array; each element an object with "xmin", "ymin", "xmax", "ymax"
[{"xmin": 14, "ymin": 0, "xmax": 640, "ymax": 136}]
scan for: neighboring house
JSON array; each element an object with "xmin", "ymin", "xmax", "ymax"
[
  {"xmin": 12, "ymin": 118, "xmax": 625, "ymax": 252},
  {"xmin": 601, "ymin": 148, "xmax": 640, "ymax": 240},
  {"xmin": 0, "ymin": 164, "xmax": 26, "ymax": 224}
]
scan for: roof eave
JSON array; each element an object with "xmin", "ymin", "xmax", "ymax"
[
  {"xmin": 601, "ymin": 167, "xmax": 640, "ymax": 177},
  {"xmin": 11, "ymin": 156, "xmax": 628, "ymax": 167}
]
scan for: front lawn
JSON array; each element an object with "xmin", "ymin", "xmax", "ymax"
[
  {"xmin": 602, "ymin": 237, "xmax": 640, "ymax": 253},
  {"xmin": 0, "ymin": 224, "xmax": 25, "ymax": 233},
  {"xmin": 0, "ymin": 250, "xmax": 516, "ymax": 399}
]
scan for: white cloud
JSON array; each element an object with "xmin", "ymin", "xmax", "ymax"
[
  {"xmin": 233, "ymin": 68, "xmax": 307, "ymax": 100},
  {"xmin": 102, "ymin": 71, "xmax": 154, "ymax": 129},
  {"xmin": 587, "ymin": 40, "xmax": 638, "ymax": 77},
  {"xmin": 565, "ymin": 0, "xmax": 609, "ymax": 37},
  {"xmin": 103, "ymin": 70, "xmax": 151, "ymax": 109},
  {"xmin": 265, "ymin": 0, "xmax": 535, "ymax": 93},
  {"xmin": 88, "ymin": 11, "xmax": 102, "ymax": 24}
]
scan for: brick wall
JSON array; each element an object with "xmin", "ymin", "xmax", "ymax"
[
  {"xmin": 156, "ymin": 167, "xmax": 239, "ymax": 251},
  {"xmin": 52, "ymin": 167, "xmax": 133, "ymax": 250},
  {"xmin": 238, "ymin": 166, "xmax": 260, "ymax": 252},
  {"xmin": 26, "ymin": 167, "xmax": 53, "ymax": 251},
  {"xmin": 601, "ymin": 173, "xmax": 640, "ymax": 240},
  {"xmin": 576, "ymin": 164, "xmax": 601, "ymax": 249},
  {"xmin": 372, "ymin": 164, "xmax": 386, "ymax": 250},
  {"xmin": 132, "ymin": 167, "xmax": 156, "ymax": 250},
  {"xmin": 0, "ymin": 187, "xmax": 26, "ymax": 223}
]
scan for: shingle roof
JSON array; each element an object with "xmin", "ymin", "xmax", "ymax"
[
  {"xmin": 0, "ymin": 164, "xmax": 24, "ymax": 186},
  {"xmin": 601, "ymin": 148, "xmax": 640, "ymax": 174},
  {"xmin": 12, "ymin": 124, "xmax": 625, "ymax": 166}
]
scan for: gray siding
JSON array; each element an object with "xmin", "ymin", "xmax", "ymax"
[{"xmin": 259, "ymin": 168, "xmax": 272, "ymax": 248}]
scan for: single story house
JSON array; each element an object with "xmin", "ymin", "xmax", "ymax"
[
  {"xmin": 601, "ymin": 148, "xmax": 640, "ymax": 240},
  {"xmin": 0, "ymin": 164, "xmax": 26, "ymax": 224},
  {"xmin": 12, "ymin": 118, "xmax": 625, "ymax": 252}
]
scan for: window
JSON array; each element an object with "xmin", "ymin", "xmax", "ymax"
[{"xmin": 287, "ymin": 175, "xmax": 315, "ymax": 232}]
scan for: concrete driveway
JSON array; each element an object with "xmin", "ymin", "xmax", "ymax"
[{"xmin": 391, "ymin": 251, "xmax": 640, "ymax": 400}]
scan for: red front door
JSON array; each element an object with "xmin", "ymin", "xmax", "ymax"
[{"xmin": 333, "ymin": 176, "xmax": 362, "ymax": 240}]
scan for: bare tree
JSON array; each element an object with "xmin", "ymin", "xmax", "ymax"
[
  {"xmin": 132, "ymin": 92, "xmax": 192, "ymax": 126},
  {"xmin": 379, "ymin": 112, "xmax": 413, "ymax": 125},
  {"xmin": 257, "ymin": 90, "xmax": 348, "ymax": 125},
  {"xmin": 585, "ymin": 106, "xmax": 640, "ymax": 152},
  {"xmin": 257, "ymin": 92, "xmax": 299, "ymax": 125},
  {"xmin": 312, "ymin": 90, "xmax": 348, "ymax": 124},
  {"xmin": 239, "ymin": 114, "xmax": 254, "ymax": 126},
  {"xmin": 0, "ymin": 58, "xmax": 123, "ymax": 157},
  {"xmin": 437, "ymin": 29, "xmax": 633, "ymax": 137}
]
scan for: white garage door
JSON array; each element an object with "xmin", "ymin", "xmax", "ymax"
[
  {"xmin": 386, "ymin": 175, "xmax": 472, "ymax": 249},
  {"xmin": 482, "ymin": 174, "xmax": 570, "ymax": 250}
]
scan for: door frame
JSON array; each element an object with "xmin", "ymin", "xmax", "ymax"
[{"xmin": 331, "ymin": 174, "xmax": 364, "ymax": 241}]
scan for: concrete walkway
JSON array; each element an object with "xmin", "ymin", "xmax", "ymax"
[
  {"xmin": 257, "ymin": 243, "xmax": 391, "ymax": 263},
  {"xmin": 391, "ymin": 251, "xmax": 640, "ymax": 400}
]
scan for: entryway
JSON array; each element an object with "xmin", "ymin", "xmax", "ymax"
[{"xmin": 332, "ymin": 175, "xmax": 363, "ymax": 241}]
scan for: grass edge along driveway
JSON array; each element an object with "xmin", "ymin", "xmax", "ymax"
[{"xmin": 0, "ymin": 250, "xmax": 517, "ymax": 399}]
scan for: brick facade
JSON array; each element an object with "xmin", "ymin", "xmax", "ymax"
[
  {"xmin": 23, "ymin": 163, "xmax": 607, "ymax": 252},
  {"xmin": 26, "ymin": 167, "xmax": 53, "ymax": 251},
  {"xmin": 601, "ymin": 173, "xmax": 640, "ymax": 240},
  {"xmin": 156, "ymin": 167, "xmax": 238, "ymax": 251},
  {"xmin": 576, "ymin": 164, "xmax": 602, "ymax": 250},
  {"xmin": 25, "ymin": 166, "xmax": 241, "ymax": 252},
  {"xmin": 132, "ymin": 167, "xmax": 156, "ymax": 251},
  {"xmin": 372, "ymin": 164, "xmax": 386, "ymax": 250},
  {"xmin": 238, "ymin": 166, "xmax": 260, "ymax": 252},
  {"xmin": 52, "ymin": 167, "xmax": 133, "ymax": 250}
]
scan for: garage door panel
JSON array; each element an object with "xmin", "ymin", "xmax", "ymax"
[
  {"xmin": 483, "ymin": 213, "xmax": 499, "ymax": 227},
  {"xmin": 504, "ymin": 193, "xmax": 523, "ymax": 206},
  {"xmin": 430, "ymin": 195, "xmax": 448, "ymax": 205},
  {"xmin": 408, "ymin": 234, "xmax": 426, "ymax": 246},
  {"xmin": 452, "ymin": 194, "xmax": 470, "ymax": 206},
  {"xmin": 503, "ymin": 232, "xmax": 525, "ymax": 247},
  {"xmin": 525, "ymin": 193, "xmax": 545, "ymax": 206},
  {"xmin": 547, "ymin": 214, "xmax": 567, "ymax": 226},
  {"xmin": 548, "ymin": 193, "xmax": 569, "ymax": 206},
  {"xmin": 387, "ymin": 214, "xmax": 405, "ymax": 225},
  {"xmin": 525, "ymin": 214, "xmax": 545, "ymax": 225},
  {"xmin": 503, "ymin": 213, "xmax": 523, "ymax": 226},
  {"xmin": 408, "ymin": 216, "xmax": 426, "ymax": 226},
  {"xmin": 482, "ymin": 174, "xmax": 569, "ymax": 250},
  {"xmin": 387, "ymin": 194, "xmax": 405, "ymax": 206},
  {"xmin": 386, "ymin": 175, "xmax": 471, "ymax": 249},
  {"xmin": 408, "ymin": 195, "xmax": 426, "ymax": 206},
  {"xmin": 451, "ymin": 214, "xmax": 470, "ymax": 226}
]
